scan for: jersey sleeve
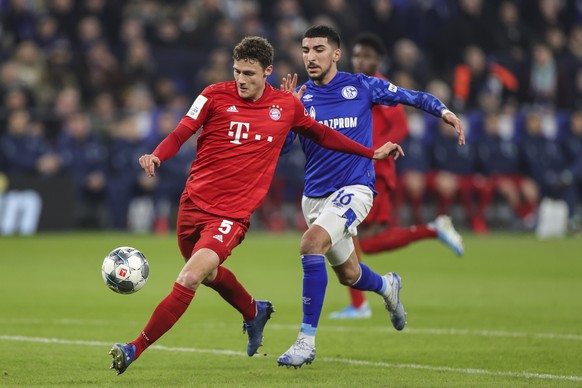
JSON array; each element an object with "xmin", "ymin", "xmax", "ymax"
[
  {"xmin": 360, "ymin": 74, "xmax": 448, "ymax": 118},
  {"xmin": 153, "ymin": 90, "xmax": 213, "ymax": 162},
  {"xmin": 290, "ymin": 97, "xmax": 374, "ymax": 159}
]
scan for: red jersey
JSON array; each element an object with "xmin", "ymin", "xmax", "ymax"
[
  {"xmin": 372, "ymin": 72, "xmax": 409, "ymax": 189},
  {"xmin": 153, "ymin": 81, "xmax": 374, "ymax": 219}
]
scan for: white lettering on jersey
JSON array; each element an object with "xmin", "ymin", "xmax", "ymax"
[
  {"xmin": 187, "ymin": 95, "xmax": 208, "ymax": 119},
  {"xmin": 228, "ymin": 121, "xmax": 250, "ymax": 144},
  {"xmin": 227, "ymin": 122, "xmax": 274, "ymax": 144},
  {"xmin": 319, "ymin": 117, "xmax": 358, "ymax": 129},
  {"xmin": 388, "ymin": 83, "xmax": 398, "ymax": 93}
]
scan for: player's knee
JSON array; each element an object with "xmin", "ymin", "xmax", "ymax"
[
  {"xmin": 300, "ymin": 236, "xmax": 323, "ymax": 254},
  {"xmin": 176, "ymin": 270, "xmax": 203, "ymax": 291},
  {"xmin": 299, "ymin": 228, "xmax": 329, "ymax": 254}
]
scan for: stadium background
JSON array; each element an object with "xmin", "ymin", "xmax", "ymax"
[{"xmin": 1, "ymin": 0, "xmax": 581, "ymax": 235}]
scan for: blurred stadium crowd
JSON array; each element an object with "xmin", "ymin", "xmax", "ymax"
[{"xmin": 1, "ymin": 0, "xmax": 581, "ymax": 235}]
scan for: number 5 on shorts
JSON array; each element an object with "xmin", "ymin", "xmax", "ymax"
[{"xmin": 218, "ymin": 220, "xmax": 234, "ymax": 234}]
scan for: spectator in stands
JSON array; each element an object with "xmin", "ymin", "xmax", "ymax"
[
  {"xmin": 0, "ymin": 109, "xmax": 59, "ymax": 176},
  {"xmin": 38, "ymin": 39, "xmax": 80, "ymax": 108},
  {"xmin": 53, "ymin": 86, "xmax": 82, "ymax": 122},
  {"xmin": 453, "ymin": 45, "xmax": 519, "ymax": 112},
  {"xmin": 34, "ymin": 15, "xmax": 62, "ymax": 52},
  {"xmin": 79, "ymin": 40, "xmax": 123, "ymax": 100},
  {"xmin": 271, "ymin": 0, "xmax": 310, "ymax": 38},
  {"xmin": 121, "ymin": 85, "xmax": 157, "ymax": 141},
  {"xmin": 449, "ymin": 0, "xmax": 497, "ymax": 57},
  {"xmin": 520, "ymin": 110, "xmax": 574, "ymax": 226},
  {"xmin": 76, "ymin": 15, "xmax": 104, "ymax": 54},
  {"xmin": 150, "ymin": 110, "xmax": 193, "ymax": 234},
  {"xmin": 194, "ymin": 47, "xmax": 232, "ymax": 93},
  {"xmin": 395, "ymin": 111, "xmax": 431, "ymax": 225},
  {"xmin": 78, "ymin": 0, "xmax": 122, "ymax": 46},
  {"xmin": 526, "ymin": 0, "xmax": 575, "ymax": 42},
  {"xmin": 396, "ymin": 79, "xmax": 452, "ymax": 225},
  {"xmin": 0, "ymin": 82, "xmax": 36, "ymax": 137},
  {"xmin": 89, "ymin": 92, "xmax": 119, "ymax": 136},
  {"xmin": 566, "ymin": 25, "xmax": 582, "ymax": 70},
  {"xmin": 56, "ymin": 111, "xmax": 107, "ymax": 228},
  {"xmin": 48, "ymin": 0, "xmax": 79, "ymax": 42},
  {"xmin": 391, "ymin": 39, "xmax": 433, "ymax": 88},
  {"xmin": 319, "ymin": 0, "xmax": 360, "ymax": 39},
  {"xmin": 429, "ymin": 120, "xmax": 487, "ymax": 233},
  {"xmin": 492, "ymin": 0, "xmax": 531, "ymax": 69},
  {"xmin": 524, "ymin": 42, "xmax": 565, "ymax": 109},
  {"xmin": 106, "ymin": 116, "xmax": 155, "ymax": 229},
  {"xmin": 559, "ymin": 111, "xmax": 582, "ymax": 231},
  {"xmin": 121, "ymin": 39, "xmax": 157, "ymax": 88},
  {"xmin": 361, "ymin": 0, "xmax": 402, "ymax": 55},
  {"xmin": 1, "ymin": 0, "xmax": 38, "ymax": 47},
  {"xmin": 116, "ymin": 17, "xmax": 146, "ymax": 59},
  {"xmin": 476, "ymin": 112, "xmax": 539, "ymax": 229}
]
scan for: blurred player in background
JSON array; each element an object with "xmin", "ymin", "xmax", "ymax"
[
  {"xmin": 277, "ymin": 25, "xmax": 465, "ymax": 368},
  {"xmin": 327, "ymin": 33, "xmax": 465, "ymax": 320},
  {"xmin": 108, "ymin": 36, "xmax": 403, "ymax": 376}
]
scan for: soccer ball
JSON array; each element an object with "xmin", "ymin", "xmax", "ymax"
[{"xmin": 101, "ymin": 246, "xmax": 149, "ymax": 294}]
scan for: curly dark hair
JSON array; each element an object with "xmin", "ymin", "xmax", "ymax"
[{"xmin": 232, "ymin": 36, "xmax": 274, "ymax": 70}]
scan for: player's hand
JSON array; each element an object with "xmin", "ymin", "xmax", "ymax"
[
  {"xmin": 442, "ymin": 110, "xmax": 465, "ymax": 145},
  {"xmin": 373, "ymin": 142, "xmax": 404, "ymax": 160},
  {"xmin": 139, "ymin": 154, "xmax": 161, "ymax": 177},
  {"xmin": 280, "ymin": 73, "xmax": 306, "ymax": 100}
]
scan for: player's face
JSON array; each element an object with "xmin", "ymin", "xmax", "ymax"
[
  {"xmin": 302, "ymin": 37, "xmax": 340, "ymax": 85},
  {"xmin": 233, "ymin": 59, "xmax": 273, "ymax": 101},
  {"xmin": 351, "ymin": 44, "xmax": 380, "ymax": 76}
]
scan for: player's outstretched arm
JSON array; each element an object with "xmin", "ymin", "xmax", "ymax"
[
  {"xmin": 281, "ymin": 73, "xmax": 307, "ymax": 99},
  {"xmin": 139, "ymin": 154, "xmax": 161, "ymax": 177},
  {"xmin": 373, "ymin": 142, "xmax": 404, "ymax": 161},
  {"xmin": 441, "ymin": 109, "xmax": 466, "ymax": 145}
]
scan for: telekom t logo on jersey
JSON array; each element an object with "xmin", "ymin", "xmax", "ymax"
[{"xmin": 228, "ymin": 121, "xmax": 273, "ymax": 144}]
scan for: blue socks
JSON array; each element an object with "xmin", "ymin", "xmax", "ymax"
[
  {"xmin": 351, "ymin": 263, "xmax": 386, "ymax": 294},
  {"xmin": 300, "ymin": 254, "xmax": 328, "ymax": 336}
]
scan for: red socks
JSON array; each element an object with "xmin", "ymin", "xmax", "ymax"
[
  {"xmin": 359, "ymin": 225, "xmax": 437, "ymax": 254},
  {"xmin": 131, "ymin": 282, "xmax": 194, "ymax": 359},
  {"xmin": 206, "ymin": 266, "xmax": 257, "ymax": 321},
  {"xmin": 129, "ymin": 266, "xmax": 257, "ymax": 360},
  {"xmin": 349, "ymin": 288, "xmax": 366, "ymax": 308}
]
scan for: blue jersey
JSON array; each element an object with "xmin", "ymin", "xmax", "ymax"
[{"xmin": 289, "ymin": 72, "xmax": 447, "ymax": 197}]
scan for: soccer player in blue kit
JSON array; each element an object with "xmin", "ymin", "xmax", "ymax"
[{"xmin": 277, "ymin": 25, "xmax": 465, "ymax": 368}]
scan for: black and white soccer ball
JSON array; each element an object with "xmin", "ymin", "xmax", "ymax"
[{"xmin": 101, "ymin": 246, "xmax": 149, "ymax": 294}]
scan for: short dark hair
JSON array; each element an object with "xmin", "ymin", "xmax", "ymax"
[
  {"xmin": 351, "ymin": 33, "xmax": 386, "ymax": 56},
  {"xmin": 233, "ymin": 36, "xmax": 274, "ymax": 70},
  {"xmin": 303, "ymin": 25, "xmax": 341, "ymax": 48}
]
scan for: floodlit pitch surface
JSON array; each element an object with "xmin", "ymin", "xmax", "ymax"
[{"xmin": 1, "ymin": 231, "xmax": 581, "ymax": 387}]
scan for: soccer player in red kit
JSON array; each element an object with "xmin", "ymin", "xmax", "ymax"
[
  {"xmin": 108, "ymin": 36, "xmax": 403, "ymax": 375},
  {"xmin": 328, "ymin": 33, "xmax": 464, "ymax": 319}
]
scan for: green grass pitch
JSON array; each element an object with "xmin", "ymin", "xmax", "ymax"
[{"xmin": 0, "ymin": 231, "xmax": 581, "ymax": 387}]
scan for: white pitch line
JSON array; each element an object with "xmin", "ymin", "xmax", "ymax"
[
  {"xmin": 267, "ymin": 323, "xmax": 582, "ymax": 341},
  {"xmin": 2, "ymin": 318, "xmax": 582, "ymax": 341},
  {"xmin": 1, "ymin": 335, "xmax": 581, "ymax": 382}
]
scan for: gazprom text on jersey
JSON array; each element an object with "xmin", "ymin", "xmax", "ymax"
[{"xmin": 318, "ymin": 117, "xmax": 358, "ymax": 129}]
